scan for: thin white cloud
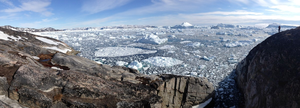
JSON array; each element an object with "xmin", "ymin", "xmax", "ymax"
[
  {"xmin": 232, "ymin": 0, "xmax": 300, "ymax": 14},
  {"xmin": 199, "ymin": 11, "xmax": 263, "ymax": 15},
  {"xmin": 19, "ymin": 18, "xmax": 58, "ymax": 28},
  {"xmin": 128, "ymin": 12, "xmax": 300, "ymax": 26},
  {"xmin": 0, "ymin": 0, "xmax": 14, "ymax": 6},
  {"xmin": 81, "ymin": 0, "xmax": 133, "ymax": 14},
  {"xmin": 2, "ymin": 0, "xmax": 53, "ymax": 16},
  {"xmin": 114, "ymin": 0, "xmax": 216, "ymax": 16}
]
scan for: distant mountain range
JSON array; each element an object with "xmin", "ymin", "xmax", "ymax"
[{"xmin": 0, "ymin": 25, "xmax": 61, "ymax": 32}]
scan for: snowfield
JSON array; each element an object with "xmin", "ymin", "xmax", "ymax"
[{"xmin": 33, "ymin": 23, "xmax": 295, "ymax": 87}]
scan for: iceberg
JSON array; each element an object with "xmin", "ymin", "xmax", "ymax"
[
  {"xmin": 128, "ymin": 61, "xmax": 143, "ymax": 70},
  {"xmin": 138, "ymin": 34, "xmax": 168, "ymax": 45}
]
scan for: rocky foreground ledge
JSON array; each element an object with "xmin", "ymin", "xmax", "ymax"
[{"xmin": 0, "ymin": 27, "xmax": 214, "ymax": 107}]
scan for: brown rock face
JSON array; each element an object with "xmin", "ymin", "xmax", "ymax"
[
  {"xmin": 0, "ymin": 27, "xmax": 215, "ymax": 107},
  {"xmin": 235, "ymin": 27, "xmax": 300, "ymax": 108}
]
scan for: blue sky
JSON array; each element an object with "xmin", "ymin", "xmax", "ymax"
[{"xmin": 0, "ymin": 0, "xmax": 299, "ymax": 29}]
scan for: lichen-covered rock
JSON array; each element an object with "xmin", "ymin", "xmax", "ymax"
[{"xmin": 235, "ymin": 27, "xmax": 300, "ymax": 108}]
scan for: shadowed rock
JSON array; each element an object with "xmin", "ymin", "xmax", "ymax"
[{"xmin": 235, "ymin": 27, "xmax": 300, "ymax": 108}]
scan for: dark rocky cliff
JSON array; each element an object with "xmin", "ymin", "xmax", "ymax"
[{"xmin": 235, "ymin": 27, "xmax": 300, "ymax": 108}]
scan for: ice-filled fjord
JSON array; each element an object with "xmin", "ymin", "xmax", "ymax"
[{"xmin": 33, "ymin": 23, "xmax": 294, "ymax": 87}]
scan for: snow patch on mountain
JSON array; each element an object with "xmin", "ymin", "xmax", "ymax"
[
  {"xmin": 0, "ymin": 31, "xmax": 21, "ymax": 41},
  {"xmin": 36, "ymin": 36, "xmax": 61, "ymax": 45},
  {"xmin": 44, "ymin": 46, "xmax": 71, "ymax": 53},
  {"xmin": 181, "ymin": 22, "xmax": 193, "ymax": 27}
]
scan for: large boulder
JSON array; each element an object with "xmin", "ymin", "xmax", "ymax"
[
  {"xmin": 235, "ymin": 27, "xmax": 300, "ymax": 108},
  {"xmin": 0, "ymin": 26, "xmax": 215, "ymax": 107}
]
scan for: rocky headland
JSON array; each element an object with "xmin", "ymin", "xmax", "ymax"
[{"xmin": 0, "ymin": 27, "xmax": 214, "ymax": 107}]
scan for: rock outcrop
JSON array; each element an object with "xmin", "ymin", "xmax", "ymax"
[
  {"xmin": 235, "ymin": 27, "xmax": 300, "ymax": 108},
  {"xmin": 0, "ymin": 27, "xmax": 214, "ymax": 107}
]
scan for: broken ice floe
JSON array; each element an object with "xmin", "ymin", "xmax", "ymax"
[
  {"xmin": 143, "ymin": 56, "xmax": 183, "ymax": 67},
  {"xmin": 158, "ymin": 45, "xmax": 177, "ymax": 50},
  {"xmin": 186, "ymin": 42, "xmax": 203, "ymax": 47},
  {"xmin": 94, "ymin": 47, "xmax": 157, "ymax": 57},
  {"xmin": 224, "ymin": 41, "xmax": 251, "ymax": 48}
]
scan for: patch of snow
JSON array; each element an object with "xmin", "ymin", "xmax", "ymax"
[
  {"xmin": 0, "ymin": 31, "xmax": 11, "ymax": 40},
  {"xmin": 192, "ymin": 98, "xmax": 212, "ymax": 108},
  {"xmin": 95, "ymin": 47, "xmax": 157, "ymax": 57},
  {"xmin": 138, "ymin": 34, "xmax": 168, "ymax": 45},
  {"xmin": 51, "ymin": 67, "xmax": 63, "ymax": 70},
  {"xmin": 44, "ymin": 46, "xmax": 71, "ymax": 53},
  {"xmin": 36, "ymin": 36, "xmax": 61, "ymax": 45},
  {"xmin": 32, "ymin": 56, "xmax": 40, "ymax": 60},
  {"xmin": 143, "ymin": 56, "xmax": 183, "ymax": 67},
  {"xmin": 41, "ymin": 86, "xmax": 61, "ymax": 92},
  {"xmin": 9, "ymin": 36, "xmax": 22, "ymax": 41}
]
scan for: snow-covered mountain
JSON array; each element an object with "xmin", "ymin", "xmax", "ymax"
[{"xmin": 171, "ymin": 22, "xmax": 194, "ymax": 29}]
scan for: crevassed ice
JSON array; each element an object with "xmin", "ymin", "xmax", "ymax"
[
  {"xmin": 143, "ymin": 56, "xmax": 183, "ymax": 67},
  {"xmin": 95, "ymin": 47, "xmax": 157, "ymax": 57}
]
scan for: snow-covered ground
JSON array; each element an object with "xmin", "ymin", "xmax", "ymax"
[{"xmin": 33, "ymin": 23, "xmax": 295, "ymax": 87}]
